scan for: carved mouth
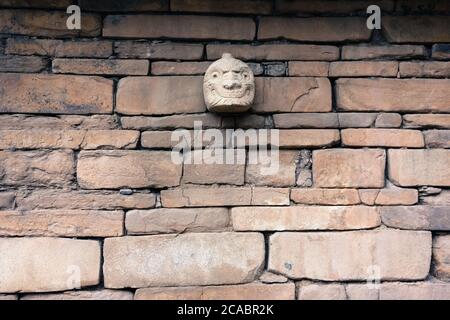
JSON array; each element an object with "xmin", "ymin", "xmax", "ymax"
[{"xmin": 212, "ymin": 87, "xmax": 250, "ymax": 98}]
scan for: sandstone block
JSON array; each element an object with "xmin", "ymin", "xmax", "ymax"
[
  {"xmin": 21, "ymin": 289, "xmax": 133, "ymax": 300},
  {"xmin": 122, "ymin": 113, "xmax": 222, "ymax": 130},
  {"xmin": 278, "ymin": 129, "xmax": 340, "ymax": 148},
  {"xmin": 151, "ymin": 61, "xmax": 211, "ymax": 75},
  {"xmin": 297, "ymin": 283, "xmax": 347, "ymax": 300},
  {"xmin": 291, "ymin": 188, "xmax": 360, "ymax": 205},
  {"xmin": 341, "ymin": 129, "xmax": 424, "ymax": 148},
  {"xmin": 161, "ymin": 187, "xmax": 252, "ymax": 207},
  {"xmin": 400, "ymin": 62, "xmax": 450, "ymax": 77},
  {"xmin": 251, "ymin": 187, "xmax": 290, "ymax": 206},
  {"xmin": 403, "ymin": 114, "xmax": 450, "ymax": 129},
  {"xmin": 0, "ymin": 192, "xmax": 15, "ymax": 209},
  {"xmin": 342, "ymin": 45, "xmax": 426, "ymax": 60},
  {"xmin": 383, "ymin": 16, "xmax": 450, "ymax": 43},
  {"xmin": 52, "ymin": 59, "xmax": 149, "ymax": 75},
  {"xmin": 171, "ymin": 0, "xmax": 272, "ymax": 14},
  {"xmin": 375, "ymin": 113, "xmax": 402, "ymax": 128},
  {"xmin": 114, "ymin": 41, "xmax": 203, "ymax": 60},
  {"xmin": 273, "ymin": 113, "xmax": 339, "ymax": 129},
  {"xmin": 381, "ymin": 206, "xmax": 450, "ymax": 231},
  {"xmin": 380, "ymin": 282, "xmax": 450, "ymax": 300},
  {"xmin": 423, "ymin": 190, "xmax": 450, "ymax": 206},
  {"xmin": 288, "ymin": 61, "xmax": 329, "ymax": 76},
  {"xmin": 433, "ymin": 235, "xmax": 450, "ymax": 280},
  {"xmin": 329, "ymin": 61, "xmax": 398, "ymax": 77},
  {"xmin": 0, "ymin": 55, "xmax": 47, "ymax": 72},
  {"xmin": 432, "ymin": 44, "xmax": 450, "ymax": 60},
  {"xmin": 424, "ymin": 130, "xmax": 450, "ymax": 148}
]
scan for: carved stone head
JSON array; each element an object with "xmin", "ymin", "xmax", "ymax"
[{"xmin": 203, "ymin": 53, "xmax": 255, "ymax": 113}]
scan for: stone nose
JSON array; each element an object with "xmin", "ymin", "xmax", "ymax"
[{"xmin": 222, "ymin": 79, "xmax": 242, "ymax": 90}]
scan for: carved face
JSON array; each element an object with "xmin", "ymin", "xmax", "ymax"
[{"xmin": 203, "ymin": 53, "xmax": 255, "ymax": 113}]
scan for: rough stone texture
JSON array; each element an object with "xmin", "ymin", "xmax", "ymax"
[
  {"xmin": 104, "ymin": 233, "xmax": 264, "ymax": 288},
  {"xmin": 269, "ymin": 230, "xmax": 431, "ymax": 281},
  {"xmin": 0, "ymin": 192, "xmax": 15, "ymax": 209},
  {"xmin": 275, "ymin": 0, "xmax": 394, "ymax": 13},
  {"xmin": 361, "ymin": 186, "xmax": 418, "ymax": 206},
  {"xmin": 104, "ymin": 15, "xmax": 255, "ymax": 40},
  {"xmin": 77, "ymin": 151, "xmax": 182, "ymax": 189},
  {"xmin": 297, "ymin": 283, "xmax": 347, "ymax": 300},
  {"xmin": 336, "ymin": 79, "xmax": 450, "ymax": 112},
  {"xmin": 52, "ymin": 59, "xmax": 149, "ymax": 76},
  {"xmin": 379, "ymin": 282, "xmax": 450, "ymax": 300},
  {"xmin": 232, "ymin": 206, "xmax": 380, "ymax": 231},
  {"xmin": 329, "ymin": 61, "xmax": 398, "ymax": 77},
  {"xmin": 291, "ymin": 188, "xmax": 360, "ymax": 205},
  {"xmin": 383, "ymin": 16, "xmax": 450, "ymax": 43},
  {"xmin": 21, "ymin": 289, "xmax": 133, "ymax": 300},
  {"xmin": 207, "ymin": 44, "xmax": 339, "ymax": 61},
  {"xmin": 433, "ymin": 235, "xmax": 450, "ymax": 280},
  {"xmin": 135, "ymin": 283, "xmax": 295, "ymax": 300},
  {"xmin": 259, "ymin": 272, "xmax": 288, "ymax": 284},
  {"xmin": 116, "ymin": 76, "xmax": 206, "ymax": 115},
  {"xmin": 16, "ymin": 189, "xmax": 155, "ymax": 210},
  {"xmin": 313, "ymin": 149, "xmax": 386, "ymax": 188},
  {"xmin": 273, "ymin": 113, "xmax": 339, "ymax": 129},
  {"xmin": 79, "ymin": 0, "xmax": 167, "ymax": 11},
  {"xmin": 278, "ymin": 129, "xmax": 340, "ymax": 148},
  {"xmin": 403, "ymin": 114, "xmax": 450, "ymax": 129},
  {"xmin": 152, "ymin": 61, "xmax": 211, "ymax": 75},
  {"xmin": 338, "ymin": 113, "xmax": 378, "ymax": 128},
  {"xmin": 259, "ymin": 17, "xmax": 371, "ymax": 42},
  {"xmin": 381, "ymin": 206, "xmax": 450, "ymax": 231},
  {"xmin": 0, "ymin": 9, "xmax": 101, "ymax": 37},
  {"xmin": 375, "ymin": 113, "xmax": 402, "ymax": 128},
  {"xmin": 252, "ymin": 77, "xmax": 331, "ymax": 113},
  {"xmin": 0, "ymin": 237, "xmax": 100, "ymax": 293},
  {"xmin": 161, "ymin": 187, "xmax": 252, "ymax": 207},
  {"xmin": 171, "ymin": 0, "xmax": 272, "ymax": 14},
  {"xmin": 251, "ymin": 188, "xmax": 290, "ymax": 206},
  {"xmin": 0, "ymin": 115, "xmax": 119, "ymax": 130},
  {"xmin": 388, "ymin": 149, "xmax": 450, "ymax": 187},
  {"xmin": 0, "ymin": 210, "xmax": 124, "ymax": 237},
  {"xmin": 400, "ymin": 62, "xmax": 450, "ymax": 78},
  {"xmin": 0, "ymin": 73, "xmax": 113, "ymax": 114},
  {"xmin": 432, "ymin": 44, "xmax": 450, "ymax": 60},
  {"xmin": 424, "ymin": 130, "xmax": 450, "ymax": 148},
  {"xmin": 126, "ymin": 208, "xmax": 230, "ymax": 234},
  {"xmin": 114, "ymin": 41, "xmax": 203, "ymax": 60},
  {"xmin": 345, "ymin": 284, "xmax": 379, "ymax": 300},
  {"xmin": 341, "ymin": 129, "xmax": 424, "ymax": 148},
  {"xmin": 289, "ymin": 62, "xmax": 329, "ymax": 77},
  {"xmin": 423, "ymin": 191, "xmax": 450, "ymax": 206},
  {"xmin": 122, "ymin": 113, "xmax": 222, "ymax": 130},
  {"xmin": 0, "ymin": 55, "xmax": 47, "ymax": 72},
  {"xmin": 0, "ymin": 150, "xmax": 74, "ymax": 187},
  {"xmin": 342, "ymin": 45, "xmax": 426, "ymax": 60}
]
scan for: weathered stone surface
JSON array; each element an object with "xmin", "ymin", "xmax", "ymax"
[
  {"xmin": 379, "ymin": 282, "xmax": 450, "ymax": 300},
  {"xmin": 115, "ymin": 41, "xmax": 203, "ymax": 60},
  {"xmin": 116, "ymin": 76, "xmax": 205, "ymax": 115},
  {"xmin": 77, "ymin": 151, "xmax": 182, "ymax": 189},
  {"xmin": 235, "ymin": 114, "xmax": 266, "ymax": 129},
  {"xmin": 403, "ymin": 114, "xmax": 450, "ymax": 129},
  {"xmin": 423, "ymin": 190, "xmax": 450, "ymax": 206},
  {"xmin": 273, "ymin": 113, "xmax": 339, "ymax": 129},
  {"xmin": 16, "ymin": 189, "xmax": 155, "ymax": 210},
  {"xmin": 0, "ymin": 294, "xmax": 17, "ymax": 300},
  {"xmin": 142, "ymin": 130, "xmax": 223, "ymax": 149},
  {"xmin": 0, "ymin": 210, "xmax": 124, "ymax": 237},
  {"xmin": 345, "ymin": 284, "xmax": 379, "ymax": 300},
  {"xmin": 381, "ymin": 206, "xmax": 450, "ymax": 231},
  {"xmin": 126, "ymin": 208, "xmax": 230, "ymax": 234},
  {"xmin": 251, "ymin": 188, "xmax": 290, "ymax": 206},
  {"xmin": 396, "ymin": 0, "xmax": 450, "ymax": 13},
  {"xmin": 252, "ymin": 77, "xmax": 331, "ymax": 113},
  {"xmin": 329, "ymin": 61, "xmax": 398, "ymax": 77},
  {"xmin": 0, "ymin": 73, "xmax": 113, "ymax": 114},
  {"xmin": 432, "ymin": 44, "xmax": 450, "ymax": 60},
  {"xmin": 79, "ymin": 0, "xmax": 167, "ymax": 11},
  {"xmin": 433, "ymin": 235, "xmax": 450, "ymax": 280},
  {"xmin": 278, "ymin": 130, "xmax": 340, "ymax": 148},
  {"xmin": 246, "ymin": 150, "xmax": 297, "ymax": 187},
  {"xmin": 0, "ymin": 9, "xmax": 101, "ymax": 37},
  {"xmin": 0, "ymin": 192, "xmax": 15, "ymax": 209},
  {"xmin": 336, "ymin": 79, "xmax": 450, "ymax": 112},
  {"xmin": 82, "ymin": 130, "xmax": 139, "ymax": 149},
  {"xmin": 104, "ymin": 233, "xmax": 264, "ymax": 288},
  {"xmin": 122, "ymin": 113, "xmax": 222, "ymax": 130},
  {"xmin": 0, "ymin": 115, "xmax": 119, "ymax": 130},
  {"xmin": 0, "ymin": 237, "xmax": 100, "ymax": 293},
  {"xmin": 259, "ymin": 17, "xmax": 370, "ymax": 42},
  {"xmin": 269, "ymin": 230, "xmax": 431, "ymax": 281},
  {"xmin": 364, "ymin": 186, "xmax": 418, "ymax": 206},
  {"xmin": 183, "ymin": 149, "xmax": 245, "ymax": 185},
  {"xmin": 21, "ymin": 289, "xmax": 133, "ymax": 300},
  {"xmin": 313, "ymin": 149, "xmax": 386, "ymax": 188},
  {"xmin": 424, "ymin": 130, "xmax": 450, "ymax": 148},
  {"xmin": 275, "ymin": 0, "xmax": 394, "ymax": 13},
  {"xmin": 171, "ymin": 0, "xmax": 272, "ymax": 14},
  {"xmin": 388, "ymin": 149, "xmax": 450, "ymax": 187},
  {"xmin": 341, "ymin": 129, "xmax": 424, "ymax": 148},
  {"xmin": 375, "ymin": 113, "xmax": 402, "ymax": 128},
  {"xmin": 288, "ymin": 62, "xmax": 329, "ymax": 77},
  {"xmin": 297, "ymin": 283, "xmax": 347, "ymax": 300},
  {"xmin": 53, "ymin": 59, "xmax": 149, "ymax": 75},
  {"xmin": 338, "ymin": 113, "xmax": 378, "ymax": 128},
  {"xmin": 259, "ymin": 271, "xmax": 288, "ymax": 284},
  {"xmin": 104, "ymin": 15, "xmax": 255, "ymax": 40},
  {"xmin": 152, "ymin": 61, "xmax": 211, "ymax": 75},
  {"xmin": 161, "ymin": 187, "xmax": 252, "ymax": 207},
  {"xmin": 291, "ymin": 188, "xmax": 360, "ymax": 205},
  {"xmin": 0, "ymin": 150, "xmax": 74, "ymax": 187},
  {"xmin": 263, "ymin": 62, "xmax": 286, "ymax": 76},
  {"xmin": 135, "ymin": 283, "xmax": 295, "ymax": 300},
  {"xmin": 400, "ymin": 62, "xmax": 450, "ymax": 78},
  {"xmin": 0, "ymin": 55, "xmax": 47, "ymax": 72},
  {"xmin": 232, "ymin": 206, "xmax": 380, "ymax": 231},
  {"xmin": 0, "ymin": 0, "xmax": 71, "ymax": 8},
  {"xmin": 342, "ymin": 45, "xmax": 426, "ymax": 60},
  {"xmin": 383, "ymin": 16, "xmax": 450, "ymax": 43},
  {"xmin": 207, "ymin": 44, "xmax": 339, "ymax": 61}
]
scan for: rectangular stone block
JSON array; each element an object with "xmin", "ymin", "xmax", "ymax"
[
  {"xmin": 0, "ymin": 73, "xmax": 113, "ymax": 114},
  {"xmin": 232, "ymin": 206, "xmax": 380, "ymax": 231},
  {"xmin": 336, "ymin": 79, "xmax": 450, "ymax": 112},
  {"xmin": 342, "ymin": 45, "xmax": 426, "ymax": 60},
  {"xmin": 52, "ymin": 58, "xmax": 149, "ymax": 75},
  {"xmin": 291, "ymin": 188, "xmax": 360, "ymax": 205},
  {"xmin": 104, "ymin": 15, "xmax": 255, "ymax": 40},
  {"xmin": 0, "ymin": 150, "xmax": 74, "ymax": 187},
  {"xmin": 380, "ymin": 282, "xmax": 450, "ymax": 300},
  {"xmin": 329, "ymin": 61, "xmax": 398, "ymax": 77},
  {"xmin": 0, "ymin": 55, "xmax": 47, "ymax": 73},
  {"xmin": 424, "ymin": 130, "xmax": 450, "ymax": 148},
  {"xmin": 121, "ymin": 113, "xmax": 222, "ymax": 130},
  {"xmin": 77, "ymin": 151, "xmax": 182, "ymax": 189},
  {"xmin": 388, "ymin": 149, "xmax": 450, "ymax": 187},
  {"xmin": 403, "ymin": 114, "xmax": 450, "ymax": 129},
  {"xmin": 275, "ymin": 0, "xmax": 394, "ymax": 13},
  {"xmin": 104, "ymin": 233, "xmax": 264, "ymax": 288},
  {"xmin": 161, "ymin": 187, "xmax": 252, "ymax": 207},
  {"xmin": 381, "ymin": 206, "xmax": 450, "ymax": 231},
  {"xmin": 423, "ymin": 191, "xmax": 450, "ymax": 206},
  {"xmin": 0, "ymin": 115, "xmax": 118, "ymax": 130},
  {"xmin": 273, "ymin": 113, "xmax": 339, "ymax": 129},
  {"xmin": 383, "ymin": 16, "xmax": 450, "ymax": 43},
  {"xmin": 21, "ymin": 289, "xmax": 133, "ymax": 300},
  {"xmin": 269, "ymin": 230, "xmax": 431, "ymax": 281},
  {"xmin": 288, "ymin": 62, "xmax": 330, "ymax": 77},
  {"xmin": 126, "ymin": 208, "xmax": 230, "ymax": 234},
  {"xmin": 432, "ymin": 44, "xmax": 450, "ymax": 60},
  {"xmin": 171, "ymin": 0, "xmax": 272, "ymax": 14},
  {"xmin": 135, "ymin": 283, "xmax": 295, "ymax": 300},
  {"xmin": 341, "ymin": 129, "xmax": 424, "ymax": 148},
  {"xmin": 433, "ymin": 235, "xmax": 450, "ymax": 280},
  {"xmin": 79, "ymin": 0, "xmax": 167, "ymax": 11},
  {"xmin": 400, "ymin": 62, "xmax": 450, "ymax": 78},
  {"xmin": 116, "ymin": 76, "xmax": 205, "ymax": 115},
  {"xmin": 0, "ymin": 210, "xmax": 124, "ymax": 237},
  {"xmin": 278, "ymin": 129, "xmax": 340, "ymax": 148},
  {"xmin": 0, "ymin": 237, "xmax": 100, "ymax": 293},
  {"xmin": 251, "ymin": 187, "xmax": 290, "ymax": 206},
  {"xmin": 114, "ymin": 41, "xmax": 203, "ymax": 60},
  {"xmin": 259, "ymin": 17, "xmax": 370, "ymax": 42},
  {"xmin": 313, "ymin": 149, "xmax": 386, "ymax": 188},
  {"xmin": 0, "ymin": 192, "xmax": 15, "ymax": 209},
  {"xmin": 151, "ymin": 61, "xmax": 211, "ymax": 75},
  {"xmin": 252, "ymin": 77, "xmax": 331, "ymax": 113}
]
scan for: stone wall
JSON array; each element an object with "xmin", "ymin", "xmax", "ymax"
[{"xmin": 0, "ymin": 0, "xmax": 449, "ymax": 300}]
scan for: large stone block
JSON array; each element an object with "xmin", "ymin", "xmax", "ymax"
[
  {"xmin": 433, "ymin": 235, "xmax": 450, "ymax": 280},
  {"xmin": 341, "ymin": 129, "xmax": 424, "ymax": 148},
  {"xmin": 383, "ymin": 16, "xmax": 450, "ymax": 43},
  {"xmin": 381, "ymin": 206, "xmax": 450, "ymax": 231}
]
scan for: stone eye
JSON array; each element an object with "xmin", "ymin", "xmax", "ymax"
[
  {"xmin": 212, "ymin": 72, "xmax": 220, "ymax": 78},
  {"xmin": 242, "ymin": 72, "xmax": 249, "ymax": 80}
]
